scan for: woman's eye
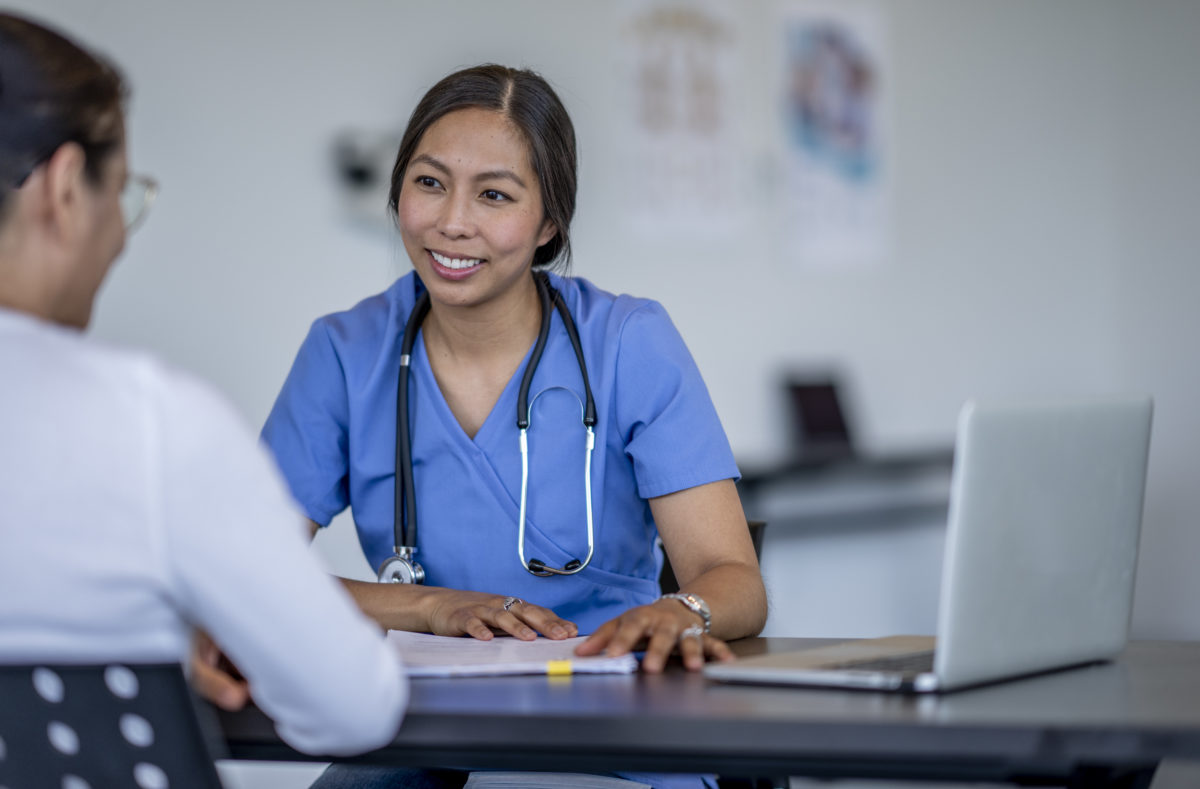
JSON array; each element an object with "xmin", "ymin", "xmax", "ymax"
[
  {"xmin": 415, "ymin": 175, "xmax": 441, "ymax": 189},
  {"xmin": 481, "ymin": 189, "xmax": 510, "ymax": 202}
]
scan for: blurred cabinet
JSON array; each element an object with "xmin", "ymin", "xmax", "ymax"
[{"xmin": 738, "ymin": 452, "xmax": 953, "ymax": 638}]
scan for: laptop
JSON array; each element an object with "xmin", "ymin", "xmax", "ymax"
[{"xmin": 705, "ymin": 396, "xmax": 1154, "ymax": 693}]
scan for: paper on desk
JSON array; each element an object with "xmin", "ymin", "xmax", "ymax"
[{"xmin": 387, "ymin": 631, "xmax": 638, "ymax": 677}]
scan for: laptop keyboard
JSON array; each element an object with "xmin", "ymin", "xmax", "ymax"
[{"xmin": 826, "ymin": 650, "xmax": 936, "ymax": 675}]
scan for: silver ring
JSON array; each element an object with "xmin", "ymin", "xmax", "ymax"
[
  {"xmin": 678, "ymin": 625, "xmax": 705, "ymax": 643},
  {"xmin": 502, "ymin": 596, "xmax": 524, "ymax": 612}
]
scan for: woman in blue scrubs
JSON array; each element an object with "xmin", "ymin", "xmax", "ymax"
[{"xmin": 263, "ymin": 64, "xmax": 767, "ymax": 788}]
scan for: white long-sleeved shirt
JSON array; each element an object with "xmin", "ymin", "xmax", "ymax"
[{"xmin": 0, "ymin": 307, "xmax": 406, "ymax": 755}]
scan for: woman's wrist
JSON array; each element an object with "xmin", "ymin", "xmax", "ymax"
[
  {"xmin": 341, "ymin": 577, "xmax": 436, "ymax": 632},
  {"xmin": 659, "ymin": 592, "xmax": 711, "ymax": 634}
]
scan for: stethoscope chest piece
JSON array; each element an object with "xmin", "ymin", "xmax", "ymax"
[{"xmin": 377, "ymin": 547, "xmax": 425, "ymax": 584}]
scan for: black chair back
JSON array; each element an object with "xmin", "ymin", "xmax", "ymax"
[
  {"xmin": 659, "ymin": 520, "xmax": 767, "ymax": 595},
  {"xmin": 0, "ymin": 662, "xmax": 224, "ymax": 789}
]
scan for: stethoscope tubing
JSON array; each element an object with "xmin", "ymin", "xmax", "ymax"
[
  {"xmin": 395, "ymin": 293, "xmax": 429, "ymax": 552},
  {"xmin": 517, "ymin": 389, "xmax": 596, "ymax": 576}
]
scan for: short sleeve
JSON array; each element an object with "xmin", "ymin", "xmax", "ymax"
[
  {"xmin": 614, "ymin": 301, "xmax": 740, "ymax": 499},
  {"xmin": 261, "ymin": 320, "xmax": 351, "ymax": 526}
]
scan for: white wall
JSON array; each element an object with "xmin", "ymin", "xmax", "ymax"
[
  {"xmin": 1108, "ymin": 0, "xmax": 1200, "ymax": 639},
  {"xmin": 13, "ymin": 1, "xmax": 1199, "ymax": 642}
]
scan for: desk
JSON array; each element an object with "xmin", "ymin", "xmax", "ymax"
[{"xmin": 218, "ymin": 639, "xmax": 1200, "ymax": 788}]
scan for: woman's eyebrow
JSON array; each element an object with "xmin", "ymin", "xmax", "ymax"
[
  {"xmin": 410, "ymin": 153, "xmax": 527, "ymax": 189},
  {"xmin": 409, "ymin": 153, "xmax": 450, "ymax": 175},
  {"xmin": 474, "ymin": 169, "xmax": 527, "ymax": 189}
]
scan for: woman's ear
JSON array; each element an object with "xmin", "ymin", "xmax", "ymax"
[
  {"xmin": 537, "ymin": 217, "xmax": 557, "ymax": 249},
  {"xmin": 37, "ymin": 142, "xmax": 89, "ymax": 241}
]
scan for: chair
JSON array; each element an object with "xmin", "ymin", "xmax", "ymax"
[
  {"xmin": 0, "ymin": 662, "xmax": 225, "ymax": 789},
  {"xmin": 658, "ymin": 521, "xmax": 786, "ymax": 789},
  {"xmin": 658, "ymin": 520, "xmax": 767, "ymax": 595}
]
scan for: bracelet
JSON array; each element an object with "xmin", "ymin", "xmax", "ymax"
[{"xmin": 660, "ymin": 592, "xmax": 711, "ymax": 634}]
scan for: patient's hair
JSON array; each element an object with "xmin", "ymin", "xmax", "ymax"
[{"xmin": 0, "ymin": 12, "xmax": 126, "ymax": 219}]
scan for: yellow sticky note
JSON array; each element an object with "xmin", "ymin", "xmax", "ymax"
[{"xmin": 546, "ymin": 660, "xmax": 573, "ymax": 676}]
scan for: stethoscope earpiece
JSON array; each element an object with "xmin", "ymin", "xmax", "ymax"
[{"xmin": 526, "ymin": 557, "xmax": 585, "ymax": 577}]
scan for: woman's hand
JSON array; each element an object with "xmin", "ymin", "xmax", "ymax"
[
  {"xmin": 190, "ymin": 630, "xmax": 249, "ymax": 710},
  {"xmin": 574, "ymin": 599, "xmax": 734, "ymax": 673},
  {"xmin": 425, "ymin": 589, "xmax": 578, "ymax": 642},
  {"xmin": 574, "ymin": 479, "xmax": 766, "ymax": 673}
]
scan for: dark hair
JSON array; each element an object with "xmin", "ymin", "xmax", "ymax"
[
  {"xmin": 387, "ymin": 64, "xmax": 577, "ymax": 271},
  {"xmin": 0, "ymin": 12, "xmax": 126, "ymax": 211}
]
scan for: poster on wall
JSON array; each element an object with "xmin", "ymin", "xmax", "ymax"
[
  {"xmin": 776, "ymin": 1, "xmax": 888, "ymax": 268},
  {"xmin": 617, "ymin": 0, "xmax": 747, "ymax": 241}
]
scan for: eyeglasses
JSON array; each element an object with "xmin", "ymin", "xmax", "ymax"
[
  {"xmin": 120, "ymin": 174, "xmax": 158, "ymax": 232},
  {"xmin": 13, "ymin": 151, "xmax": 158, "ymax": 232}
]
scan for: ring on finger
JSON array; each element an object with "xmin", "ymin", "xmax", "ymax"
[
  {"xmin": 502, "ymin": 596, "xmax": 525, "ymax": 612},
  {"xmin": 678, "ymin": 625, "xmax": 705, "ymax": 644}
]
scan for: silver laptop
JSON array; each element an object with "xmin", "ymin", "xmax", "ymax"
[{"xmin": 705, "ymin": 396, "xmax": 1154, "ymax": 693}]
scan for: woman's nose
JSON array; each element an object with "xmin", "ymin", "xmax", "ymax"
[{"xmin": 436, "ymin": 193, "xmax": 475, "ymax": 238}]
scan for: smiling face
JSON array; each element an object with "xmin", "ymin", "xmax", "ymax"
[{"xmin": 396, "ymin": 107, "xmax": 556, "ymax": 312}]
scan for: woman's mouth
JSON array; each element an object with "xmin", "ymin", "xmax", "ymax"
[{"xmin": 430, "ymin": 250, "xmax": 483, "ymax": 271}]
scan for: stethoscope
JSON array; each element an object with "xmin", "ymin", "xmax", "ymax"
[{"xmin": 377, "ymin": 271, "xmax": 598, "ymax": 584}]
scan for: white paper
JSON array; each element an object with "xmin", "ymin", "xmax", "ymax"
[{"xmin": 387, "ymin": 632, "xmax": 639, "ymax": 678}]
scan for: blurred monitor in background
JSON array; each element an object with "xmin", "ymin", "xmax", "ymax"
[{"xmin": 785, "ymin": 375, "xmax": 856, "ymax": 461}]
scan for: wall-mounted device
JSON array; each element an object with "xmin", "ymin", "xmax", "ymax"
[{"xmin": 331, "ymin": 129, "xmax": 401, "ymax": 233}]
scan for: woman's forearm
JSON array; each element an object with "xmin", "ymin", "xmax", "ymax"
[
  {"xmin": 335, "ymin": 577, "xmax": 578, "ymax": 640},
  {"xmin": 338, "ymin": 577, "xmax": 438, "ymax": 632}
]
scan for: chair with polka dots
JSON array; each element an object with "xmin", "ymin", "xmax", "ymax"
[{"xmin": 0, "ymin": 663, "xmax": 224, "ymax": 789}]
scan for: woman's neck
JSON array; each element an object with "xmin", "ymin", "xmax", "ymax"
[
  {"xmin": 0, "ymin": 236, "xmax": 71, "ymax": 326},
  {"xmin": 421, "ymin": 273, "xmax": 543, "ymax": 364}
]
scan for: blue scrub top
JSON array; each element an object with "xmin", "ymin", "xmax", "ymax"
[{"xmin": 262, "ymin": 272, "xmax": 739, "ymax": 634}]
